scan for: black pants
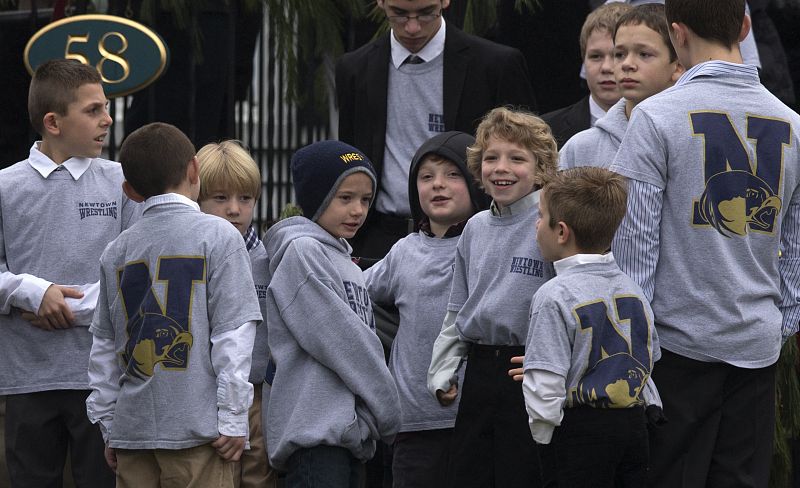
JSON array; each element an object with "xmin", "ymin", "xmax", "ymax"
[
  {"xmin": 540, "ymin": 406, "xmax": 648, "ymax": 488},
  {"xmin": 392, "ymin": 428, "xmax": 453, "ymax": 488},
  {"xmin": 648, "ymin": 349, "xmax": 776, "ymax": 488},
  {"xmin": 448, "ymin": 344, "xmax": 542, "ymax": 488},
  {"xmin": 5, "ymin": 390, "xmax": 114, "ymax": 488}
]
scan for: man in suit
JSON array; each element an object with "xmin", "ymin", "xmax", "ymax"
[{"xmin": 336, "ymin": 0, "xmax": 536, "ymax": 262}]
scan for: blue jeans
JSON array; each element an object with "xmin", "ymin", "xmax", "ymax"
[{"xmin": 286, "ymin": 445, "xmax": 362, "ymax": 488}]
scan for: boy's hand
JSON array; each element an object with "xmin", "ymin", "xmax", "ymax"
[
  {"xmin": 104, "ymin": 444, "xmax": 118, "ymax": 473},
  {"xmin": 212, "ymin": 435, "xmax": 246, "ymax": 462},
  {"xmin": 28, "ymin": 285, "xmax": 84, "ymax": 330},
  {"xmin": 436, "ymin": 385, "xmax": 458, "ymax": 406},
  {"xmin": 508, "ymin": 356, "xmax": 524, "ymax": 382}
]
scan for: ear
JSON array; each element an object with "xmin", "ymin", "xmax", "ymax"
[
  {"xmin": 42, "ymin": 112, "xmax": 60, "ymax": 137},
  {"xmin": 671, "ymin": 61, "xmax": 686, "ymax": 83},
  {"xmin": 739, "ymin": 14, "xmax": 751, "ymax": 42},
  {"xmin": 122, "ymin": 181, "xmax": 145, "ymax": 203},
  {"xmin": 187, "ymin": 156, "xmax": 200, "ymax": 185},
  {"xmin": 670, "ymin": 22, "xmax": 688, "ymax": 50},
  {"xmin": 556, "ymin": 221, "xmax": 570, "ymax": 245},
  {"xmin": 441, "ymin": 0, "xmax": 451, "ymax": 9}
]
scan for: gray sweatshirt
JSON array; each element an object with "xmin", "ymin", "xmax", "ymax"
[
  {"xmin": 249, "ymin": 240, "xmax": 270, "ymax": 384},
  {"xmin": 263, "ymin": 216, "xmax": 400, "ymax": 470},
  {"xmin": 559, "ymin": 98, "xmax": 628, "ymax": 170},
  {"xmin": 364, "ymin": 232, "xmax": 462, "ymax": 432}
]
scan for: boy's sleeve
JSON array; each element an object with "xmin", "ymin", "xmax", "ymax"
[
  {"xmin": 779, "ymin": 194, "xmax": 800, "ymax": 340},
  {"xmin": 558, "ymin": 138, "xmax": 577, "ymax": 170},
  {"xmin": 427, "ymin": 310, "xmax": 470, "ymax": 395},
  {"xmin": 210, "ymin": 321, "xmax": 256, "ymax": 437},
  {"xmin": 522, "ymin": 369, "xmax": 565, "ymax": 444},
  {"xmin": 274, "ymin": 247, "xmax": 400, "ymax": 438},
  {"xmin": 363, "ymin": 251, "xmax": 397, "ymax": 306},
  {"xmin": 0, "ymin": 207, "xmax": 52, "ymax": 314},
  {"xmin": 120, "ymin": 195, "xmax": 143, "ymax": 231},
  {"xmin": 611, "ymin": 180, "xmax": 663, "ymax": 301},
  {"xmin": 86, "ymin": 269, "xmax": 121, "ymax": 442}
]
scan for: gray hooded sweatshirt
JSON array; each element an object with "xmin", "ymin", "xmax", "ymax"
[
  {"xmin": 559, "ymin": 98, "xmax": 628, "ymax": 170},
  {"xmin": 263, "ymin": 216, "xmax": 401, "ymax": 470}
]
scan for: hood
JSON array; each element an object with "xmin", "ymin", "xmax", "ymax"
[
  {"xmin": 407, "ymin": 131, "xmax": 490, "ymax": 224},
  {"xmin": 264, "ymin": 216, "xmax": 351, "ymax": 274},
  {"xmin": 594, "ymin": 98, "xmax": 629, "ymax": 145}
]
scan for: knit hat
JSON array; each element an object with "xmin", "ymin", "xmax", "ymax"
[
  {"xmin": 408, "ymin": 131, "xmax": 489, "ymax": 223},
  {"xmin": 291, "ymin": 140, "xmax": 377, "ymax": 221}
]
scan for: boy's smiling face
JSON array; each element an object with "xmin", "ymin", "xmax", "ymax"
[
  {"xmin": 48, "ymin": 82, "xmax": 112, "ymax": 162},
  {"xmin": 317, "ymin": 172, "xmax": 373, "ymax": 239},
  {"xmin": 480, "ymin": 135, "xmax": 538, "ymax": 209},
  {"xmin": 199, "ymin": 190, "xmax": 256, "ymax": 236},
  {"xmin": 416, "ymin": 158, "xmax": 473, "ymax": 236}
]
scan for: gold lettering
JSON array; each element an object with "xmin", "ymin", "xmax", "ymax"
[
  {"xmin": 97, "ymin": 32, "xmax": 130, "ymax": 83},
  {"xmin": 64, "ymin": 34, "xmax": 90, "ymax": 65}
]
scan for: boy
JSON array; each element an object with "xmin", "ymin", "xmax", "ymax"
[
  {"xmin": 0, "ymin": 59, "xmax": 140, "ymax": 487},
  {"xmin": 197, "ymin": 140, "xmax": 276, "ymax": 488},
  {"xmin": 543, "ymin": 3, "xmax": 632, "ymax": 148},
  {"xmin": 609, "ymin": 0, "xmax": 800, "ymax": 486},
  {"xmin": 524, "ymin": 166, "xmax": 659, "ymax": 487},
  {"xmin": 428, "ymin": 107, "xmax": 557, "ymax": 488},
  {"xmin": 263, "ymin": 140, "xmax": 400, "ymax": 487},
  {"xmin": 559, "ymin": 4, "xmax": 684, "ymax": 169},
  {"xmin": 363, "ymin": 131, "xmax": 488, "ymax": 486},
  {"xmin": 86, "ymin": 123, "xmax": 262, "ymax": 486}
]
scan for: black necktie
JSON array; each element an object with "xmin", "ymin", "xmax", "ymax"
[{"xmin": 403, "ymin": 54, "xmax": 424, "ymax": 65}]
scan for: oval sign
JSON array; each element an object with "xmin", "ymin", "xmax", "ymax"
[{"xmin": 24, "ymin": 14, "xmax": 169, "ymax": 98}]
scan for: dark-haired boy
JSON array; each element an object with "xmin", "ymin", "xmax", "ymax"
[
  {"xmin": 0, "ymin": 59, "xmax": 141, "ymax": 486},
  {"xmin": 364, "ymin": 131, "xmax": 487, "ymax": 486},
  {"xmin": 609, "ymin": 0, "xmax": 800, "ymax": 485},
  {"xmin": 524, "ymin": 167, "xmax": 658, "ymax": 487},
  {"xmin": 87, "ymin": 122, "xmax": 262, "ymax": 486}
]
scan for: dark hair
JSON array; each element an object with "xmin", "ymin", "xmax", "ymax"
[
  {"xmin": 28, "ymin": 59, "xmax": 102, "ymax": 135},
  {"xmin": 664, "ymin": 0, "xmax": 745, "ymax": 48},
  {"xmin": 542, "ymin": 167, "xmax": 627, "ymax": 253},
  {"xmin": 614, "ymin": 4, "xmax": 677, "ymax": 62},
  {"xmin": 119, "ymin": 123, "xmax": 196, "ymax": 199}
]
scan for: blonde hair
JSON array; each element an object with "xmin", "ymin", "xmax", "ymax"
[
  {"xmin": 579, "ymin": 3, "xmax": 633, "ymax": 58},
  {"xmin": 197, "ymin": 140, "xmax": 261, "ymax": 201},
  {"xmin": 466, "ymin": 107, "xmax": 558, "ymax": 189},
  {"xmin": 542, "ymin": 166, "xmax": 627, "ymax": 253}
]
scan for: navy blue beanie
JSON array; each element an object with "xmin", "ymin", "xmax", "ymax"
[{"xmin": 291, "ymin": 140, "xmax": 377, "ymax": 221}]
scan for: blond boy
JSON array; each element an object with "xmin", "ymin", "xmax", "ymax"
[{"xmin": 197, "ymin": 141, "xmax": 276, "ymax": 488}]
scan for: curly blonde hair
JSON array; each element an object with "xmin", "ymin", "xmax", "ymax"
[{"xmin": 466, "ymin": 107, "xmax": 558, "ymax": 191}]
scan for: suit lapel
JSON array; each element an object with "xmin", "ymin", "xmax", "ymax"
[{"xmin": 366, "ymin": 34, "xmax": 391, "ymax": 169}]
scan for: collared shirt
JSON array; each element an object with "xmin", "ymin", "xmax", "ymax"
[
  {"xmin": 675, "ymin": 60, "xmax": 759, "ymax": 87},
  {"xmin": 28, "ymin": 142, "xmax": 92, "ymax": 180},
  {"xmin": 389, "ymin": 17, "xmax": 447, "ymax": 69},
  {"xmin": 553, "ymin": 252, "xmax": 614, "ymax": 275},
  {"xmin": 143, "ymin": 192, "xmax": 200, "ymax": 213},
  {"xmin": 490, "ymin": 189, "xmax": 540, "ymax": 217},
  {"xmin": 588, "ymin": 95, "xmax": 609, "ymax": 128},
  {"xmin": 243, "ymin": 225, "xmax": 261, "ymax": 251}
]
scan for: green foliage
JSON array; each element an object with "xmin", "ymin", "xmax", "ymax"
[
  {"xmin": 279, "ymin": 202, "xmax": 304, "ymax": 220},
  {"xmin": 771, "ymin": 338, "xmax": 800, "ymax": 487}
]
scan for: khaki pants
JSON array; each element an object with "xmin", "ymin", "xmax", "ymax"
[
  {"xmin": 234, "ymin": 384, "xmax": 277, "ymax": 488},
  {"xmin": 116, "ymin": 444, "xmax": 235, "ymax": 488}
]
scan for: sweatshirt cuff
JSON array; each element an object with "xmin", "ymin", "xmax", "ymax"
[{"xmin": 529, "ymin": 421, "xmax": 555, "ymax": 444}]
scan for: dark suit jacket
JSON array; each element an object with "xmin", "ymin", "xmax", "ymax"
[
  {"xmin": 541, "ymin": 95, "xmax": 591, "ymax": 150},
  {"xmin": 335, "ymin": 23, "xmax": 537, "ymax": 190}
]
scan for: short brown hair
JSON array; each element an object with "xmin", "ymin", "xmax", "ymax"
[
  {"xmin": 614, "ymin": 4, "xmax": 677, "ymax": 62},
  {"xmin": 542, "ymin": 167, "xmax": 627, "ymax": 253},
  {"xmin": 580, "ymin": 3, "xmax": 633, "ymax": 59},
  {"xmin": 197, "ymin": 140, "xmax": 262, "ymax": 201},
  {"xmin": 466, "ymin": 107, "xmax": 558, "ymax": 190},
  {"xmin": 665, "ymin": 0, "xmax": 745, "ymax": 48},
  {"xmin": 119, "ymin": 123, "xmax": 196, "ymax": 199},
  {"xmin": 28, "ymin": 59, "xmax": 102, "ymax": 135}
]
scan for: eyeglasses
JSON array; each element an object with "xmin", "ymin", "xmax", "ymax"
[{"xmin": 386, "ymin": 10, "xmax": 442, "ymax": 25}]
